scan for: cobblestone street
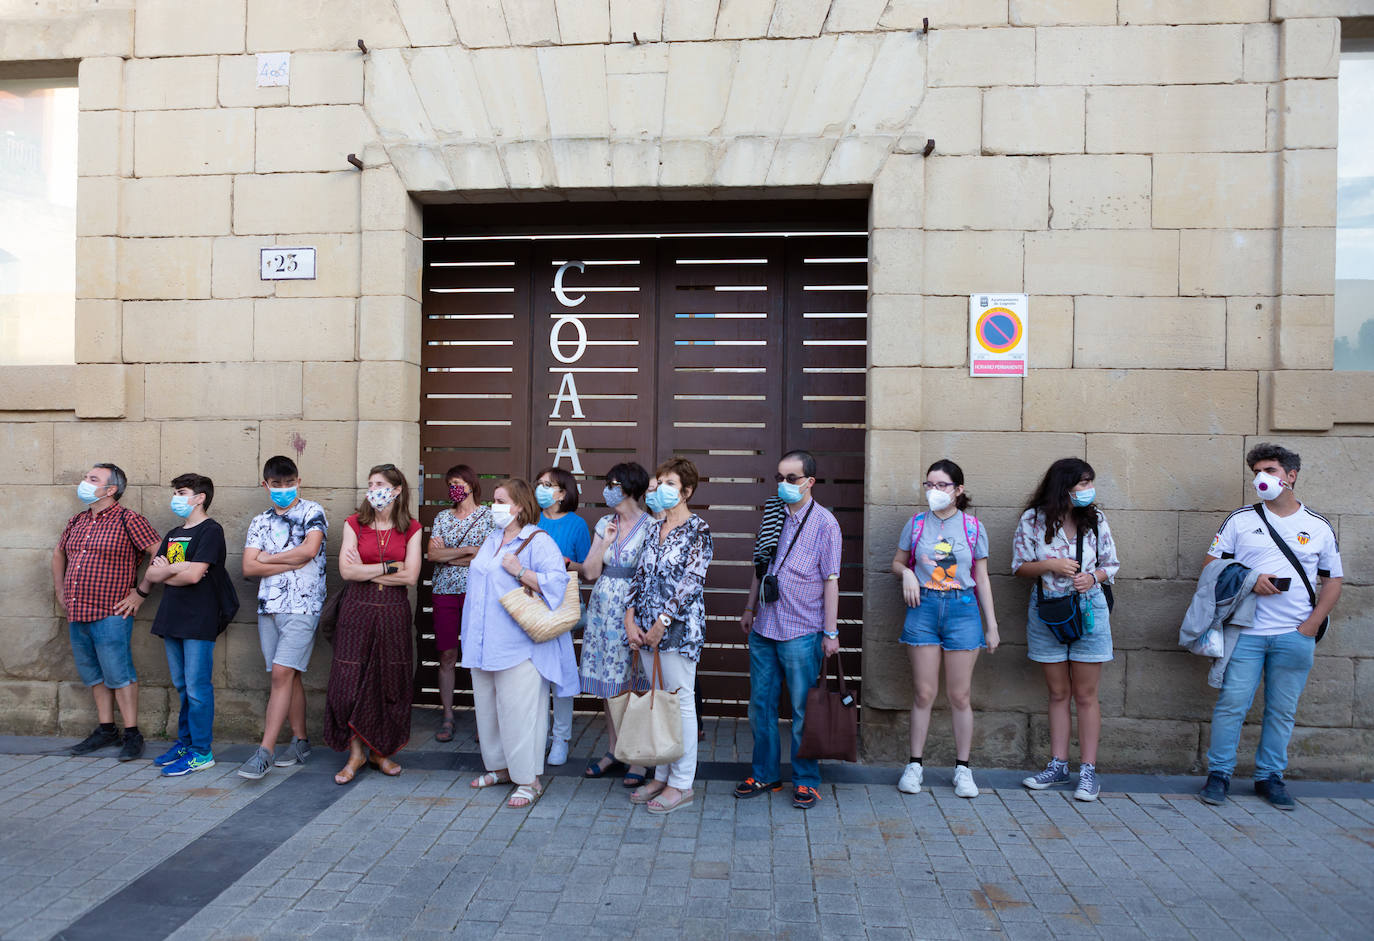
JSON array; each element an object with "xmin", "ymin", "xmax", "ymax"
[{"xmin": 1, "ymin": 716, "xmax": 1372, "ymax": 941}]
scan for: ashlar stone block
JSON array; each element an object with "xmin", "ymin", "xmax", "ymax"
[
  {"xmin": 123, "ymin": 299, "xmax": 254, "ymax": 363},
  {"xmin": 899, "ymin": 86, "xmax": 981, "ymax": 156},
  {"xmin": 259, "ymin": 421, "xmax": 359, "ymax": 489},
  {"xmin": 144, "ymin": 363, "xmax": 302, "ymax": 420},
  {"xmin": 76, "ymin": 176, "xmax": 119, "ymax": 237},
  {"xmin": 1036, "ymin": 25, "xmax": 1243, "ymax": 85},
  {"xmin": 1086, "ymin": 433, "xmax": 1244, "ymax": 512},
  {"xmin": 1117, "ymin": 0, "xmax": 1268, "ymax": 23},
  {"xmin": 135, "ymin": 0, "xmax": 246, "ymax": 56},
  {"xmin": 1024, "ymin": 230, "xmax": 1177, "ymax": 296},
  {"xmin": 539, "ymin": 45, "xmax": 611, "ymax": 139},
  {"xmin": 75, "ymin": 299, "xmax": 121, "ymax": 364},
  {"xmin": 77, "ymin": 111, "xmax": 123, "ymax": 178},
  {"xmin": 1179, "ymin": 229, "xmax": 1279, "ymax": 297},
  {"xmin": 1276, "ymin": 294, "xmax": 1335, "ymax": 370},
  {"xmin": 0, "ymin": 425, "xmax": 54, "ymax": 484},
  {"xmin": 925, "ymin": 157, "xmax": 1049, "ymax": 230},
  {"xmin": 120, "ymin": 176, "xmax": 233, "ymax": 237},
  {"xmin": 1049, "ymin": 154, "xmax": 1150, "ymax": 229},
  {"xmin": 233, "ymin": 172, "xmax": 361, "ymax": 235},
  {"xmin": 1243, "ymin": 22, "xmax": 1280, "ymax": 83},
  {"xmin": 1074, "ymin": 297, "xmax": 1226, "ymax": 369},
  {"xmin": 271, "ymin": 234, "xmax": 362, "ymax": 299},
  {"xmin": 663, "ymin": 0, "xmax": 720, "ymax": 40},
  {"xmin": 1086, "ymin": 84, "xmax": 1267, "ymax": 154},
  {"xmin": 1282, "ymin": 149, "xmax": 1338, "ymax": 229},
  {"xmin": 245, "ymin": 0, "xmax": 409, "ymax": 52},
  {"xmin": 868, "ymin": 295, "xmax": 922, "ymax": 368},
  {"xmin": 409, "ymin": 48, "xmax": 492, "ymax": 139},
  {"xmin": 255, "ymin": 105, "xmax": 374, "ymax": 174},
  {"xmin": 1153, "ymin": 153, "xmax": 1280, "ymax": 229},
  {"xmin": 303, "ymin": 362, "xmax": 359, "ymax": 420},
  {"xmin": 1225, "ymin": 297, "xmax": 1276, "ymax": 370},
  {"xmin": 823, "ymin": 0, "xmax": 888, "ymax": 32},
  {"xmin": 929, "ymin": 28, "xmax": 1035, "ymax": 87},
  {"xmin": 395, "ymin": 0, "xmax": 459, "ymax": 46},
  {"xmin": 159, "ymin": 421, "xmax": 261, "ymax": 485},
  {"xmin": 117, "ymin": 238, "xmax": 214, "ymax": 300},
  {"xmin": 290, "ymin": 51, "xmax": 365, "ymax": 106},
  {"xmin": 1027, "ymin": 372, "xmax": 1256, "ymax": 435},
  {"xmin": 1281, "ymin": 16, "xmax": 1339, "ymax": 80},
  {"xmin": 1280, "ymin": 79, "xmax": 1338, "ymax": 150},
  {"xmin": 923, "ymin": 231, "xmax": 1023, "ymax": 295},
  {"xmin": 216, "ymin": 54, "xmax": 289, "ymax": 108},
  {"xmin": 1278, "ymin": 227, "xmax": 1336, "ymax": 296},
  {"xmin": 455, "ymin": 0, "xmax": 513, "ymax": 46},
  {"xmin": 54, "ymin": 420, "xmax": 162, "ymax": 487},
  {"xmin": 355, "ymin": 421, "xmax": 420, "ymax": 486},
  {"xmin": 134, "ymin": 109, "xmax": 255, "ymax": 177},
  {"xmin": 78, "ymin": 56, "xmax": 123, "ymax": 111},
  {"xmin": 850, "ymin": 31, "xmax": 925, "ymax": 135},
  {"xmin": 663, "ymin": 42, "xmax": 737, "ymax": 137},
  {"xmin": 1008, "ymin": 0, "xmax": 1115, "ymax": 25},
  {"xmin": 472, "ymin": 47, "xmax": 550, "ymax": 140},
  {"xmin": 357, "ymin": 362, "xmax": 420, "ymax": 422},
  {"xmin": 254, "ymin": 298, "xmax": 356, "ymax": 362},
  {"xmin": 868, "ymin": 227, "xmax": 923, "ymax": 297},
  {"xmin": 983, "ymin": 86, "xmax": 1085, "ymax": 155},
  {"xmin": 880, "ymin": 0, "xmax": 1010, "ymax": 28},
  {"xmin": 123, "ymin": 56, "xmax": 219, "ymax": 111}
]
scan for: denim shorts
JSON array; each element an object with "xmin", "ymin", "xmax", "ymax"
[
  {"xmin": 1026, "ymin": 587, "xmax": 1114, "ymax": 663},
  {"xmin": 258, "ymin": 612, "xmax": 320, "ymax": 673},
  {"xmin": 69, "ymin": 615, "xmax": 137, "ymax": 689},
  {"xmin": 900, "ymin": 588, "xmax": 985, "ymax": 651}
]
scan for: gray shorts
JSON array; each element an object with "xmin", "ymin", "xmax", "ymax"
[{"xmin": 258, "ymin": 612, "xmax": 319, "ymax": 673}]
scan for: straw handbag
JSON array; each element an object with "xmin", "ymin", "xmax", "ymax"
[
  {"xmin": 607, "ymin": 648, "xmax": 684, "ymax": 766},
  {"xmin": 498, "ymin": 532, "xmax": 581, "ymax": 643}
]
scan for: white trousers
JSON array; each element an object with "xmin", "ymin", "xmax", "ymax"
[
  {"xmin": 551, "ymin": 694, "xmax": 574, "ymax": 743},
  {"xmin": 638, "ymin": 648, "xmax": 698, "ymax": 791},
  {"xmin": 471, "ymin": 659, "xmax": 549, "ymax": 786}
]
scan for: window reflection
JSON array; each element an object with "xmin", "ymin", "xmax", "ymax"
[
  {"xmin": 0, "ymin": 78, "xmax": 76, "ymax": 365},
  {"xmin": 1336, "ymin": 42, "xmax": 1374, "ymax": 370}
]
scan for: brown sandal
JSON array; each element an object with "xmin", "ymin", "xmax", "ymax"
[
  {"xmin": 334, "ymin": 755, "xmax": 365, "ymax": 785},
  {"xmin": 368, "ymin": 752, "xmax": 402, "ymax": 776}
]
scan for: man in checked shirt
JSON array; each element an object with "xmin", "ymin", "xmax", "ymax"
[
  {"xmin": 735, "ymin": 450, "xmax": 842, "ymax": 810},
  {"xmin": 51, "ymin": 463, "xmax": 161, "ymax": 761}
]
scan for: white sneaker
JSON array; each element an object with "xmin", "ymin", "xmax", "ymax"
[
  {"xmin": 953, "ymin": 765, "xmax": 979, "ymax": 799},
  {"xmin": 547, "ymin": 738, "xmax": 569, "ymax": 767},
  {"xmin": 897, "ymin": 762, "xmax": 923, "ymax": 794}
]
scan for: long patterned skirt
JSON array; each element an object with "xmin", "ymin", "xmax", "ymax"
[{"xmin": 325, "ymin": 583, "xmax": 413, "ymax": 756}]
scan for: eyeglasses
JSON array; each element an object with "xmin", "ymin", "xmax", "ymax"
[
  {"xmin": 374, "ymin": 463, "xmax": 396, "ymax": 472},
  {"xmin": 922, "ymin": 481, "xmax": 957, "ymax": 491},
  {"xmin": 774, "ymin": 474, "xmax": 809, "ymax": 484}
]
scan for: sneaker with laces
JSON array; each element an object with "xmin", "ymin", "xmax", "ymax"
[
  {"xmin": 1255, "ymin": 773, "xmax": 1295, "ymax": 810},
  {"xmin": 1074, "ymin": 763, "xmax": 1100, "ymax": 801},
  {"xmin": 162, "ymin": 751, "xmax": 215, "ymax": 777},
  {"xmin": 117, "ymin": 729, "xmax": 145, "ymax": 763},
  {"xmin": 1198, "ymin": 771, "xmax": 1230, "ymax": 806},
  {"xmin": 70, "ymin": 726, "xmax": 121, "ymax": 756},
  {"xmin": 153, "ymin": 744, "xmax": 190, "ymax": 767},
  {"xmin": 237, "ymin": 746, "xmax": 273, "ymax": 780},
  {"xmin": 897, "ymin": 762, "xmax": 923, "ymax": 795},
  {"xmin": 274, "ymin": 737, "xmax": 312, "ymax": 768},
  {"xmin": 792, "ymin": 785, "xmax": 821, "ymax": 809},
  {"xmin": 953, "ymin": 765, "xmax": 979, "ymax": 799},
  {"xmin": 1022, "ymin": 758, "xmax": 1070, "ymax": 790},
  {"xmin": 547, "ymin": 738, "xmax": 569, "ymax": 766}
]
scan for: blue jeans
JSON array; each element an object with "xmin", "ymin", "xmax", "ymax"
[
  {"xmin": 1206, "ymin": 630, "xmax": 1315, "ymax": 779},
  {"xmin": 69, "ymin": 615, "xmax": 137, "ymax": 689},
  {"xmin": 164, "ymin": 637, "xmax": 217, "ymax": 754},
  {"xmin": 749, "ymin": 632, "xmax": 823, "ymax": 788}
]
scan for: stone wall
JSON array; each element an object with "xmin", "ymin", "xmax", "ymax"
[{"xmin": 1, "ymin": 0, "xmax": 1371, "ymax": 776}]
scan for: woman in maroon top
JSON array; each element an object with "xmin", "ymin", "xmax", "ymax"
[{"xmin": 326, "ymin": 464, "xmax": 423, "ymax": 784}]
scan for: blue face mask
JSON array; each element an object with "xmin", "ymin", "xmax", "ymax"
[
  {"xmin": 777, "ymin": 481, "xmax": 803, "ymax": 504},
  {"xmin": 535, "ymin": 484, "xmax": 558, "ymax": 509},
  {"xmin": 1071, "ymin": 488, "xmax": 1096, "ymax": 507},
  {"xmin": 603, "ymin": 485, "xmax": 625, "ymax": 508},
  {"xmin": 76, "ymin": 480, "xmax": 101, "ymax": 504},
  {"xmin": 647, "ymin": 484, "xmax": 680, "ymax": 513},
  {"xmin": 170, "ymin": 495, "xmax": 193, "ymax": 518},
  {"xmin": 269, "ymin": 486, "xmax": 297, "ymax": 509}
]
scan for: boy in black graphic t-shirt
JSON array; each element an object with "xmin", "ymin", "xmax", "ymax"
[{"xmin": 137, "ymin": 474, "xmax": 229, "ymax": 777}]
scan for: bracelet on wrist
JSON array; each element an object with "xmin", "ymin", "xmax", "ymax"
[
  {"xmin": 134, "ymin": 585, "xmax": 149, "ymax": 598},
  {"xmin": 822, "ymin": 630, "xmax": 839, "ymax": 638}
]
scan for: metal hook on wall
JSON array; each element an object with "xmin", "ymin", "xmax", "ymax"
[
  {"xmin": 346, "ymin": 153, "xmax": 364, "ymax": 170},
  {"xmin": 922, "ymin": 18, "xmax": 929, "ymax": 34},
  {"xmin": 922, "ymin": 139, "xmax": 935, "ymax": 157},
  {"xmin": 357, "ymin": 38, "xmax": 369, "ymax": 55}
]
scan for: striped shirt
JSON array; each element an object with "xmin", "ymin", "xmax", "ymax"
[
  {"xmin": 752, "ymin": 499, "xmax": 842, "ymax": 642},
  {"xmin": 58, "ymin": 505, "xmax": 161, "ymax": 623}
]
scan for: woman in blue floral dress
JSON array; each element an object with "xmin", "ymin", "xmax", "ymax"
[{"xmin": 579, "ymin": 462, "xmax": 653, "ymax": 785}]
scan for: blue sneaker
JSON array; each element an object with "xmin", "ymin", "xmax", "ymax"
[
  {"xmin": 1022, "ymin": 758, "xmax": 1071, "ymax": 790},
  {"xmin": 161, "ymin": 751, "xmax": 215, "ymax": 777},
  {"xmin": 153, "ymin": 744, "xmax": 189, "ymax": 767}
]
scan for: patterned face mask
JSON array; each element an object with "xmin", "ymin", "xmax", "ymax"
[
  {"xmin": 449, "ymin": 483, "xmax": 469, "ymax": 504},
  {"xmin": 366, "ymin": 487, "xmax": 397, "ymax": 510}
]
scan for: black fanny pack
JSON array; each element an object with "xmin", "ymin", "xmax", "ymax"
[{"xmin": 1036, "ymin": 528, "xmax": 1086, "ymax": 645}]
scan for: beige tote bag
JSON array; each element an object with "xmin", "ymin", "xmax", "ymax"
[
  {"xmin": 497, "ymin": 532, "xmax": 581, "ymax": 643},
  {"xmin": 607, "ymin": 648, "xmax": 684, "ymax": 767}
]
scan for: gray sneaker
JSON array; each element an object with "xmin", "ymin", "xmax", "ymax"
[
  {"xmin": 1022, "ymin": 758, "xmax": 1071, "ymax": 790},
  {"xmin": 274, "ymin": 737, "xmax": 312, "ymax": 768},
  {"xmin": 237, "ymin": 746, "xmax": 273, "ymax": 780}
]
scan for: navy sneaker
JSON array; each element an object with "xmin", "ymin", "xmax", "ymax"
[
  {"xmin": 1198, "ymin": 772, "xmax": 1230, "ymax": 805},
  {"xmin": 153, "ymin": 744, "xmax": 189, "ymax": 767},
  {"xmin": 1022, "ymin": 758, "xmax": 1070, "ymax": 790},
  {"xmin": 162, "ymin": 751, "xmax": 215, "ymax": 777},
  {"xmin": 1255, "ymin": 774, "xmax": 1296, "ymax": 810}
]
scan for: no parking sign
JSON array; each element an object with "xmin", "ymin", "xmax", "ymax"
[{"xmin": 969, "ymin": 293, "xmax": 1028, "ymax": 378}]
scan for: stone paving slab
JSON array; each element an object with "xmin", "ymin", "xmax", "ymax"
[{"xmin": 2, "ymin": 715, "xmax": 1372, "ymax": 940}]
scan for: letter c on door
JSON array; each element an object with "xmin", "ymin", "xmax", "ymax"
[{"xmin": 554, "ymin": 260, "xmax": 586, "ymax": 308}]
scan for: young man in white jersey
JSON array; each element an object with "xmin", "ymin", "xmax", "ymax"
[{"xmin": 1198, "ymin": 443, "xmax": 1343, "ymax": 809}]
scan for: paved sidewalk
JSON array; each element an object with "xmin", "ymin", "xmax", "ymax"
[{"xmin": 1, "ymin": 716, "xmax": 1371, "ymax": 940}]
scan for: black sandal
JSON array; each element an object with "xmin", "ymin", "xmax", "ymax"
[
  {"xmin": 435, "ymin": 717, "xmax": 455, "ymax": 743},
  {"xmin": 583, "ymin": 751, "xmax": 627, "ymax": 779}
]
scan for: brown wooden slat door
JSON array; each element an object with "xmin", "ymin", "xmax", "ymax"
[{"xmin": 416, "ymin": 209, "xmax": 868, "ymax": 719}]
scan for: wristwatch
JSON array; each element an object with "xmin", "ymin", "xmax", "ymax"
[
  {"xmin": 822, "ymin": 630, "xmax": 839, "ymax": 639},
  {"xmin": 517, "ymin": 566, "xmax": 527, "ymax": 581},
  {"xmin": 658, "ymin": 613, "xmax": 672, "ymax": 628}
]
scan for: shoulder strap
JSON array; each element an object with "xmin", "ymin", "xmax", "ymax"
[
  {"xmin": 907, "ymin": 514, "xmax": 925, "ymax": 569},
  {"xmin": 963, "ymin": 512, "xmax": 980, "ymax": 553},
  {"xmin": 1253, "ymin": 503, "xmax": 1318, "ymax": 607},
  {"xmin": 769, "ymin": 500, "xmax": 814, "ymax": 574}
]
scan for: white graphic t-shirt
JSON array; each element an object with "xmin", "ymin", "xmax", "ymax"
[
  {"xmin": 1209, "ymin": 504, "xmax": 1341, "ymax": 635},
  {"xmin": 245, "ymin": 499, "xmax": 329, "ymax": 615}
]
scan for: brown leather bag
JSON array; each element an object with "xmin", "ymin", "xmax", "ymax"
[{"xmin": 797, "ymin": 651, "xmax": 858, "ymax": 763}]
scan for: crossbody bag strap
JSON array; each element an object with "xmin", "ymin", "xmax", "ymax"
[
  {"xmin": 907, "ymin": 513, "xmax": 925, "ymax": 570},
  {"xmin": 1252, "ymin": 503, "xmax": 1318, "ymax": 608},
  {"xmin": 1036, "ymin": 523, "xmax": 1084, "ymax": 605},
  {"xmin": 769, "ymin": 500, "xmax": 814, "ymax": 575}
]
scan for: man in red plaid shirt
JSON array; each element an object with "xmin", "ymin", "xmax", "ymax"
[{"xmin": 51, "ymin": 463, "xmax": 161, "ymax": 761}]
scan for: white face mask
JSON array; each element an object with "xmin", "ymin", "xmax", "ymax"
[
  {"xmin": 366, "ymin": 487, "xmax": 397, "ymax": 510},
  {"xmin": 1253, "ymin": 471, "xmax": 1286, "ymax": 501},
  {"xmin": 491, "ymin": 504, "xmax": 516, "ymax": 528},
  {"xmin": 925, "ymin": 488, "xmax": 954, "ymax": 512}
]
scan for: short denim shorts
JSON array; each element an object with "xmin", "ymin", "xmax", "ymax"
[
  {"xmin": 69, "ymin": 615, "xmax": 137, "ymax": 689},
  {"xmin": 258, "ymin": 612, "xmax": 320, "ymax": 673},
  {"xmin": 900, "ymin": 587, "xmax": 986, "ymax": 651},
  {"xmin": 1026, "ymin": 586, "xmax": 1114, "ymax": 663}
]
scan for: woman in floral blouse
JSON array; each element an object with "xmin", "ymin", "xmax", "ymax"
[
  {"xmin": 625, "ymin": 457, "xmax": 713, "ymax": 815},
  {"xmin": 1011, "ymin": 457, "xmax": 1121, "ymax": 803},
  {"xmin": 426, "ymin": 465, "xmax": 493, "ymax": 743}
]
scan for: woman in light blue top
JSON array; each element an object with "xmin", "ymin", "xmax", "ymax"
[{"xmin": 461, "ymin": 478, "xmax": 577, "ymax": 808}]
